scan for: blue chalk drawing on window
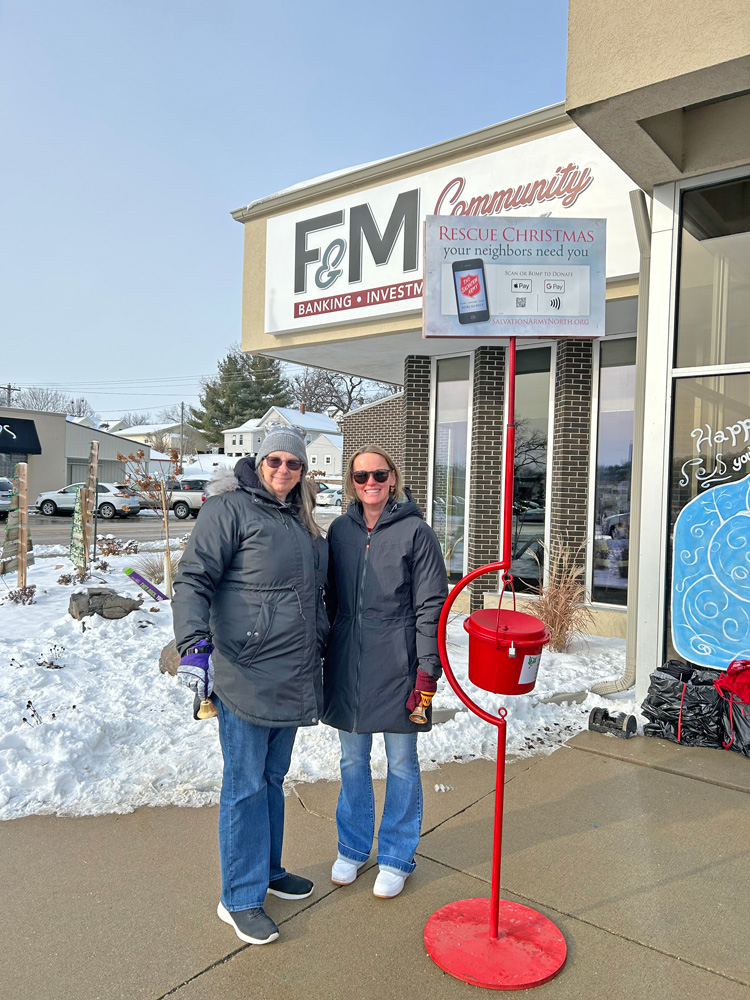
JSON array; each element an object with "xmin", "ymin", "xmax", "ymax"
[{"xmin": 672, "ymin": 473, "xmax": 750, "ymax": 668}]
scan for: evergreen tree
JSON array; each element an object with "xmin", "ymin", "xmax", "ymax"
[{"xmin": 191, "ymin": 346, "xmax": 291, "ymax": 444}]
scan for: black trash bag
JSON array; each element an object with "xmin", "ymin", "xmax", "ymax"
[
  {"xmin": 641, "ymin": 661, "xmax": 724, "ymax": 748},
  {"xmin": 720, "ymin": 697, "xmax": 750, "ymax": 757}
]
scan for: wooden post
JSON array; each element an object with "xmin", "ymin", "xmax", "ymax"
[
  {"xmin": 86, "ymin": 441, "xmax": 100, "ymax": 561},
  {"xmin": 16, "ymin": 463, "xmax": 28, "ymax": 588},
  {"xmin": 70, "ymin": 487, "xmax": 89, "ymax": 573},
  {"xmin": 160, "ymin": 479, "xmax": 173, "ymax": 597},
  {"xmin": 2, "ymin": 463, "xmax": 34, "ymax": 580}
]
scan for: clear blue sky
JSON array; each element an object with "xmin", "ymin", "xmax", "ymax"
[{"xmin": 0, "ymin": 0, "xmax": 568, "ymax": 416}]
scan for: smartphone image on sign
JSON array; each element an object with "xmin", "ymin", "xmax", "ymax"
[{"xmin": 452, "ymin": 258, "xmax": 490, "ymax": 324}]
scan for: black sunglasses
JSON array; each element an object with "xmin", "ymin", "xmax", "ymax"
[
  {"xmin": 352, "ymin": 468, "xmax": 392, "ymax": 484},
  {"xmin": 264, "ymin": 456, "xmax": 303, "ymax": 471}
]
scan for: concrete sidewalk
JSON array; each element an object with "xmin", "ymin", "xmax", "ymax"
[{"xmin": 3, "ymin": 732, "xmax": 749, "ymax": 1000}]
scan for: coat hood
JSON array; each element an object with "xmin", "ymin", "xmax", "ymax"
[{"xmin": 345, "ymin": 488, "xmax": 423, "ymax": 529}]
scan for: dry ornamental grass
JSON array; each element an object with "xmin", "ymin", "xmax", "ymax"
[
  {"xmin": 533, "ymin": 542, "xmax": 594, "ymax": 652},
  {"xmin": 133, "ymin": 551, "xmax": 182, "ymax": 586}
]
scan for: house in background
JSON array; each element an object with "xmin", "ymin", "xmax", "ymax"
[
  {"xmin": 222, "ymin": 417, "xmax": 264, "ymax": 458},
  {"xmin": 114, "ymin": 421, "xmax": 208, "ymax": 454},
  {"xmin": 307, "ymin": 433, "xmax": 343, "ymax": 477},
  {"xmin": 221, "ymin": 405, "xmax": 341, "ymax": 465}
]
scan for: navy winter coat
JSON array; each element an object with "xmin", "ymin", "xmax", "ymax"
[
  {"xmin": 172, "ymin": 460, "xmax": 328, "ymax": 728},
  {"xmin": 323, "ymin": 494, "xmax": 448, "ymax": 734}
]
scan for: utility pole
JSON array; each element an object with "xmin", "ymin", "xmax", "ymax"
[
  {"xmin": 179, "ymin": 401, "xmax": 185, "ymax": 473},
  {"xmin": 3, "ymin": 384, "xmax": 20, "ymax": 407}
]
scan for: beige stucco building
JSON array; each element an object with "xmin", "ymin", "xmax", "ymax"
[{"xmin": 230, "ymin": 1, "xmax": 750, "ymax": 701}]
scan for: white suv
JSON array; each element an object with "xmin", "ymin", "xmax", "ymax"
[{"xmin": 36, "ymin": 483, "xmax": 141, "ymax": 519}]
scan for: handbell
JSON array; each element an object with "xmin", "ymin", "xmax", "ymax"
[
  {"xmin": 409, "ymin": 690, "xmax": 434, "ymax": 725},
  {"xmin": 194, "ymin": 694, "xmax": 219, "ymax": 720}
]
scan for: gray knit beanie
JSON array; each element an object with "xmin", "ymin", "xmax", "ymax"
[{"xmin": 256, "ymin": 423, "xmax": 307, "ymax": 467}]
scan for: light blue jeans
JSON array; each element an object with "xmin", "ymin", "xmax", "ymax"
[
  {"xmin": 216, "ymin": 698, "xmax": 297, "ymax": 911},
  {"xmin": 336, "ymin": 731, "xmax": 422, "ymax": 875}
]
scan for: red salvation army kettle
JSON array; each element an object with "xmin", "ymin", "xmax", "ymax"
[{"xmin": 463, "ymin": 607, "xmax": 550, "ymax": 695}]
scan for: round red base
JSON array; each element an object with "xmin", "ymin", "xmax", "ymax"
[{"xmin": 424, "ymin": 898, "xmax": 566, "ymax": 991}]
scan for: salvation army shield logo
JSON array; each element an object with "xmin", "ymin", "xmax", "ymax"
[{"xmin": 459, "ymin": 273, "xmax": 481, "ymax": 297}]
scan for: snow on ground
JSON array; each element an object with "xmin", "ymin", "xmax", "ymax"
[{"xmin": 0, "ymin": 551, "xmax": 637, "ymax": 821}]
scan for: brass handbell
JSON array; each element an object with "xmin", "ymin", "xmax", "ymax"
[
  {"xmin": 194, "ymin": 694, "xmax": 219, "ymax": 720},
  {"xmin": 409, "ymin": 691, "xmax": 434, "ymax": 725}
]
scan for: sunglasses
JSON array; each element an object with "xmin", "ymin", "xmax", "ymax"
[
  {"xmin": 352, "ymin": 468, "xmax": 392, "ymax": 484},
  {"xmin": 264, "ymin": 456, "xmax": 303, "ymax": 471}
]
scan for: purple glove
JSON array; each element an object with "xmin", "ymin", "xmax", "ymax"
[{"xmin": 177, "ymin": 639, "xmax": 214, "ymax": 699}]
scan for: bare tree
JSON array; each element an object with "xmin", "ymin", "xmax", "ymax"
[
  {"xmin": 145, "ymin": 430, "xmax": 175, "ymax": 454},
  {"xmin": 14, "ymin": 387, "xmax": 95, "ymax": 416},
  {"xmin": 289, "ymin": 367, "xmax": 400, "ymax": 415},
  {"xmin": 514, "ymin": 418, "xmax": 547, "ymax": 475},
  {"xmin": 157, "ymin": 405, "xmax": 183, "ymax": 423},
  {"xmin": 120, "ymin": 412, "xmax": 153, "ymax": 428}
]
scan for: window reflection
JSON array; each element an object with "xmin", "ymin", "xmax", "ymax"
[
  {"xmin": 675, "ymin": 178, "xmax": 750, "ymax": 368},
  {"xmin": 592, "ymin": 339, "xmax": 635, "ymax": 605},
  {"xmin": 511, "ymin": 348, "xmax": 550, "ymax": 592},
  {"xmin": 432, "ymin": 357, "xmax": 470, "ymax": 582}
]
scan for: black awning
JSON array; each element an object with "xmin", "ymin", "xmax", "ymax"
[{"xmin": 0, "ymin": 418, "xmax": 42, "ymax": 455}]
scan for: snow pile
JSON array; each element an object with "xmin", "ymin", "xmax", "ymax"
[{"xmin": 0, "ymin": 555, "xmax": 634, "ymax": 820}]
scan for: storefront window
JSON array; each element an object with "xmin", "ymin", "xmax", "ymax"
[
  {"xmin": 511, "ymin": 348, "xmax": 550, "ymax": 592},
  {"xmin": 432, "ymin": 356, "xmax": 470, "ymax": 582},
  {"xmin": 675, "ymin": 178, "xmax": 750, "ymax": 369},
  {"xmin": 592, "ymin": 339, "xmax": 636, "ymax": 605},
  {"xmin": 665, "ymin": 175, "xmax": 750, "ymax": 661}
]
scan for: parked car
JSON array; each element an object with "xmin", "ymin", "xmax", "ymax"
[
  {"xmin": 602, "ymin": 511, "xmax": 629, "ymax": 539},
  {"xmin": 316, "ymin": 486, "xmax": 343, "ymax": 507},
  {"xmin": 0, "ymin": 477, "xmax": 12, "ymax": 519},
  {"xmin": 513, "ymin": 500, "xmax": 545, "ymax": 523},
  {"xmin": 35, "ymin": 483, "xmax": 141, "ymax": 519},
  {"xmin": 133, "ymin": 477, "xmax": 211, "ymax": 519}
]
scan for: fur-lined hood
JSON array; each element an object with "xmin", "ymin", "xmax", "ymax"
[{"xmin": 206, "ymin": 464, "xmax": 244, "ymax": 497}]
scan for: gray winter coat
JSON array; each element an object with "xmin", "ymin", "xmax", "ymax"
[
  {"xmin": 172, "ymin": 459, "xmax": 328, "ymax": 728},
  {"xmin": 322, "ymin": 493, "xmax": 448, "ymax": 734}
]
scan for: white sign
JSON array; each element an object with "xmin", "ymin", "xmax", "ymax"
[
  {"xmin": 423, "ymin": 216, "xmax": 606, "ymax": 338},
  {"xmin": 264, "ymin": 129, "xmax": 640, "ymax": 335},
  {"xmin": 519, "ymin": 652, "xmax": 542, "ymax": 686}
]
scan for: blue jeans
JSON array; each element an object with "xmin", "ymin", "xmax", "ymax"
[
  {"xmin": 216, "ymin": 698, "xmax": 297, "ymax": 911},
  {"xmin": 336, "ymin": 731, "xmax": 422, "ymax": 875}
]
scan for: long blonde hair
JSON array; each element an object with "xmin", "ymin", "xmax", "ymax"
[
  {"xmin": 343, "ymin": 445, "xmax": 406, "ymax": 505},
  {"xmin": 257, "ymin": 460, "xmax": 322, "ymax": 537}
]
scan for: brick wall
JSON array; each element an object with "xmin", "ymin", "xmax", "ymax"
[
  {"xmin": 549, "ymin": 340, "xmax": 593, "ymax": 575},
  {"xmin": 468, "ymin": 346, "xmax": 506, "ymax": 611},
  {"xmin": 403, "ymin": 356, "xmax": 432, "ymax": 511},
  {"xmin": 341, "ymin": 392, "xmax": 405, "ymax": 486}
]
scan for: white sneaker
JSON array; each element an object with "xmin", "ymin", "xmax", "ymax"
[
  {"xmin": 373, "ymin": 869, "xmax": 407, "ymax": 898},
  {"xmin": 331, "ymin": 858, "xmax": 365, "ymax": 885}
]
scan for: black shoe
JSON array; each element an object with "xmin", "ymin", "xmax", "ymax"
[
  {"xmin": 217, "ymin": 902, "xmax": 279, "ymax": 945},
  {"xmin": 267, "ymin": 873, "xmax": 314, "ymax": 899}
]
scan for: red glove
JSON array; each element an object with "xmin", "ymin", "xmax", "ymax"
[{"xmin": 406, "ymin": 669, "xmax": 438, "ymax": 712}]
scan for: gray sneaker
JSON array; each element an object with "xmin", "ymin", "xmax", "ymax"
[{"xmin": 217, "ymin": 902, "xmax": 279, "ymax": 945}]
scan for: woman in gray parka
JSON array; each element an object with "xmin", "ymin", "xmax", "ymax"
[
  {"xmin": 172, "ymin": 425, "xmax": 328, "ymax": 947},
  {"xmin": 323, "ymin": 445, "xmax": 447, "ymax": 899}
]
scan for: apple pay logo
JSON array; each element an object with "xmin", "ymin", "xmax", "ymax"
[{"xmin": 511, "ymin": 279, "xmax": 532, "ymax": 293}]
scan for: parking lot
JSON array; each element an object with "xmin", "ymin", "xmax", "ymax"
[{"xmin": 29, "ymin": 504, "xmax": 341, "ymax": 547}]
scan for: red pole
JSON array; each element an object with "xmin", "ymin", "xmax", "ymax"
[
  {"xmin": 489, "ymin": 709, "xmax": 507, "ymax": 940},
  {"xmin": 501, "ymin": 337, "xmax": 517, "ymax": 573}
]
